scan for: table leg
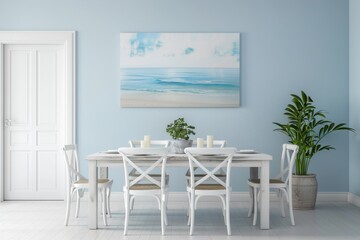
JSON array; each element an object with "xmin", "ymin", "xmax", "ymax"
[
  {"xmin": 88, "ymin": 160, "xmax": 98, "ymax": 229},
  {"xmin": 260, "ymin": 161, "xmax": 270, "ymax": 229},
  {"xmin": 100, "ymin": 167, "xmax": 108, "ymax": 178},
  {"xmin": 250, "ymin": 167, "xmax": 258, "ymax": 179}
]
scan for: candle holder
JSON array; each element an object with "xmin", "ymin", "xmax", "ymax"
[
  {"xmin": 207, "ymin": 135, "xmax": 214, "ymax": 148},
  {"xmin": 197, "ymin": 138, "xmax": 204, "ymax": 148}
]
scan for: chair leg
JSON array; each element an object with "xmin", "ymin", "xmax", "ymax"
[
  {"xmin": 161, "ymin": 195, "xmax": 165, "ymax": 236},
  {"xmin": 187, "ymin": 191, "xmax": 191, "ymax": 226},
  {"xmin": 106, "ymin": 186, "xmax": 112, "ymax": 218},
  {"xmin": 64, "ymin": 188, "xmax": 72, "ymax": 226},
  {"xmin": 124, "ymin": 191, "xmax": 130, "ymax": 235},
  {"xmin": 280, "ymin": 191, "xmax": 285, "ymax": 217},
  {"xmin": 252, "ymin": 187, "xmax": 258, "ymax": 226},
  {"xmin": 153, "ymin": 195, "xmax": 161, "ymax": 210},
  {"xmin": 223, "ymin": 207, "xmax": 226, "ymax": 226},
  {"xmin": 164, "ymin": 193, "xmax": 169, "ymax": 226},
  {"xmin": 288, "ymin": 190, "xmax": 295, "ymax": 226},
  {"xmin": 186, "ymin": 191, "xmax": 190, "ymax": 216},
  {"xmin": 75, "ymin": 190, "xmax": 81, "ymax": 218},
  {"xmin": 220, "ymin": 195, "xmax": 226, "ymax": 225},
  {"xmin": 248, "ymin": 186, "xmax": 254, "ymax": 217},
  {"xmin": 226, "ymin": 191, "xmax": 231, "ymax": 236},
  {"xmin": 130, "ymin": 196, "xmax": 135, "ymax": 211},
  {"xmin": 190, "ymin": 191, "xmax": 195, "ymax": 235},
  {"xmin": 101, "ymin": 189, "xmax": 108, "ymax": 226}
]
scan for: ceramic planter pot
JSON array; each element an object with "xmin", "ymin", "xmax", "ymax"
[
  {"xmin": 171, "ymin": 139, "xmax": 193, "ymax": 153},
  {"xmin": 292, "ymin": 174, "xmax": 318, "ymax": 210}
]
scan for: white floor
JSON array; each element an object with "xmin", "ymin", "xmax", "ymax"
[{"xmin": 1, "ymin": 199, "xmax": 360, "ymax": 240}]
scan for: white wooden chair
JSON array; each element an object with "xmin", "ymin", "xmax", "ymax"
[
  {"xmin": 118, "ymin": 147, "xmax": 169, "ymax": 235},
  {"xmin": 62, "ymin": 144, "xmax": 113, "ymax": 226},
  {"xmin": 247, "ymin": 144, "xmax": 299, "ymax": 226},
  {"xmin": 128, "ymin": 140, "xmax": 170, "ymax": 211},
  {"xmin": 186, "ymin": 140, "xmax": 226, "ymax": 218},
  {"xmin": 184, "ymin": 147, "xmax": 236, "ymax": 236}
]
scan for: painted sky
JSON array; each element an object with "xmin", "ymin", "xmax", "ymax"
[{"xmin": 120, "ymin": 33, "xmax": 240, "ymax": 68}]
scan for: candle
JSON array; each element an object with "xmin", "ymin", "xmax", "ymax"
[
  {"xmin": 197, "ymin": 138, "xmax": 204, "ymax": 148},
  {"xmin": 140, "ymin": 140, "xmax": 145, "ymax": 148},
  {"xmin": 144, "ymin": 135, "xmax": 150, "ymax": 147},
  {"xmin": 207, "ymin": 135, "xmax": 214, "ymax": 148}
]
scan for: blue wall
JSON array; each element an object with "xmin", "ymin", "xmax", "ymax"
[
  {"xmin": 349, "ymin": 0, "xmax": 360, "ymax": 196},
  {"xmin": 0, "ymin": 0, "xmax": 351, "ymax": 192}
]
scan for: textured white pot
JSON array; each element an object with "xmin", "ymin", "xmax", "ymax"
[
  {"xmin": 292, "ymin": 174, "xmax": 318, "ymax": 210},
  {"xmin": 170, "ymin": 139, "xmax": 193, "ymax": 153}
]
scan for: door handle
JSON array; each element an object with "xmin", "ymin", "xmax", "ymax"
[{"xmin": 4, "ymin": 119, "xmax": 12, "ymax": 127}]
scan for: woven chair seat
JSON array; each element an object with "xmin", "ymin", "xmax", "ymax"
[
  {"xmin": 248, "ymin": 178, "xmax": 284, "ymax": 184},
  {"xmin": 195, "ymin": 184, "xmax": 226, "ymax": 190}
]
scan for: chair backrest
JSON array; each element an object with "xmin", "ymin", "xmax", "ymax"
[
  {"xmin": 118, "ymin": 147, "xmax": 169, "ymax": 189},
  {"xmin": 193, "ymin": 140, "xmax": 226, "ymax": 148},
  {"xmin": 276, "ymin": 144, "xmax": 299, "ymax": 186},
  {"xmin": 184, "ymin": 147, "xmax": 236, "ymax": 189},
  {"xmin": 128, "ymin": 140, "xmax": 170, "ymax": 148},
  {"xmin": 62, "ymin": 144, "xmax": 86, "ymax": 185}
]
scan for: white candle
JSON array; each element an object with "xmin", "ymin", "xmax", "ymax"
[
  {"xmin": 144, "ymin": 135, "xmax": 150, "ymax": 147},
  {"xmin": 197, "ymin": 138, "xmax": 204, "ymax": 148},
  {"xmin": 207, "ymin": 135, "xmax": 214, "ymax": 148},
  {"xmin": 140, "ymin": 140, "xmax": 145, "ymax": 148}
]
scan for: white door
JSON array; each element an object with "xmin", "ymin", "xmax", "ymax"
[{"xmin": 4, "ymin": 44, "xmax": 66, "ymax": 200}]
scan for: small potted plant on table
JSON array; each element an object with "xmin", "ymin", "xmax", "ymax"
[
  {"xmin": 273, "ymin": 91, "xmax": 354, "ymax": 209},
  {"xmin": 166, "ymin": 117, "xmax": 196, "ymax": 153}
]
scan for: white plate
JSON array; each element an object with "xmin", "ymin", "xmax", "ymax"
[
  {"xmin": 237, "ymin": 149, "xmax": 257, "ymax": 154},
  {"xmin": 103, "ymin": 150, "xmax": 118, "ymax": 154}
]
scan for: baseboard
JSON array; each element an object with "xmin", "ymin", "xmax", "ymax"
[
  {"xmin": 86, "ymin": 191, "xmax": 350, "ymax": 204},
  {"xmin": 316, "ymin": 192, "xmax": 349, "ymax": 202},
  {"xmin": 348, "ymin": 192, "xmax": 360, "ymax": 207},
  {"xmin": 101, "ymin": 192, "xmax": 274, "ymax": 203}
]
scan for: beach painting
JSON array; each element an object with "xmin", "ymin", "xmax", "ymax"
[{"xmin": 120, "ymin": 33, "xmax": 240, "ymax": 107}]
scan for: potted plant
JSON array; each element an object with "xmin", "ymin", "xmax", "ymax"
[
  {"xmin": 166, "ymin": 117, "xmax": 196, "ymax": 153},
  {"xmin": 273, "ymin": 91, "xmax": 354, "ymax": 209}
]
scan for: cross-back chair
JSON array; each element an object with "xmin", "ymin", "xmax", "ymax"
[
  {"xmin": 128, "ymin": 140, "xmax": 170, "ymax": 211},
  {"xmin": 185, "ymin": 147, "xmax": 236, "ymax": 236},
  {"xmin": 62, "ymin": 144, "xmax": 113, "ymax": 226},
  {"xmin": 247, "ymin": 143, "xmax": 299, "ymax": 226},
  {"xmin": 118, "ymin": 147, "xmax": 169, "ymax": 235}
]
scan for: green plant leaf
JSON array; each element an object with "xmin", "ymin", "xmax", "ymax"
[
  {"xmin": 166, "ymin": 118, "xmax": 196, "ymax": 140},
  {"xmin": 273, "ymin": 91, "xmax": 355, "ymax": 175}
]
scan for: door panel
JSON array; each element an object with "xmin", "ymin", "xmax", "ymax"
[
  {"xmin": 37, "ymin": 151, "xmax": 58, "ymax": 190},
  {"xmin": 9, "ymin": 50, "xmax": 30, "ymax": 126},
  {"xmin": 37, "ymin": 49, "xmax": 58, "ymax": 126},
  {"xmin": 4, "ymin": 44, "xmax": 65, "ymax": 200},
  {"xmin": 10, "ymin": 131, "xmax": 30, "ymax": 146},
  {"xmin": 9, "ymin": 151, "xmax": 31, "ymax": 191}
]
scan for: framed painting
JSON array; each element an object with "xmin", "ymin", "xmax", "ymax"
[{"xmin": 120, "ymin": 33, "xmax": 240, "ymax": 107}]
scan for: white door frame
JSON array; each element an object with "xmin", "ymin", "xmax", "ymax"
[{"xmin": 0, "ymin": 31, "xmax": 76, "ymax": 201}]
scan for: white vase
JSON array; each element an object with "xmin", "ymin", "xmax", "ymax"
[
  {"xmin": 170, "ymin": 139, "xmax": 193, "ymax": 153},
  {"xmin": 292, "ymin": 174, "xmax": 318, "ymax": 210}
]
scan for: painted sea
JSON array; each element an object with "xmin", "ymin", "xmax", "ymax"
[{"xmin": 120, "ymin": 68, "xmax": 240, "ymax": 107}]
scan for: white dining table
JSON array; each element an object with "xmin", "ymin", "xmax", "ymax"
[{"xmin": 86, "ymin": 151, "xmax": 272, "ymax": 230}]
